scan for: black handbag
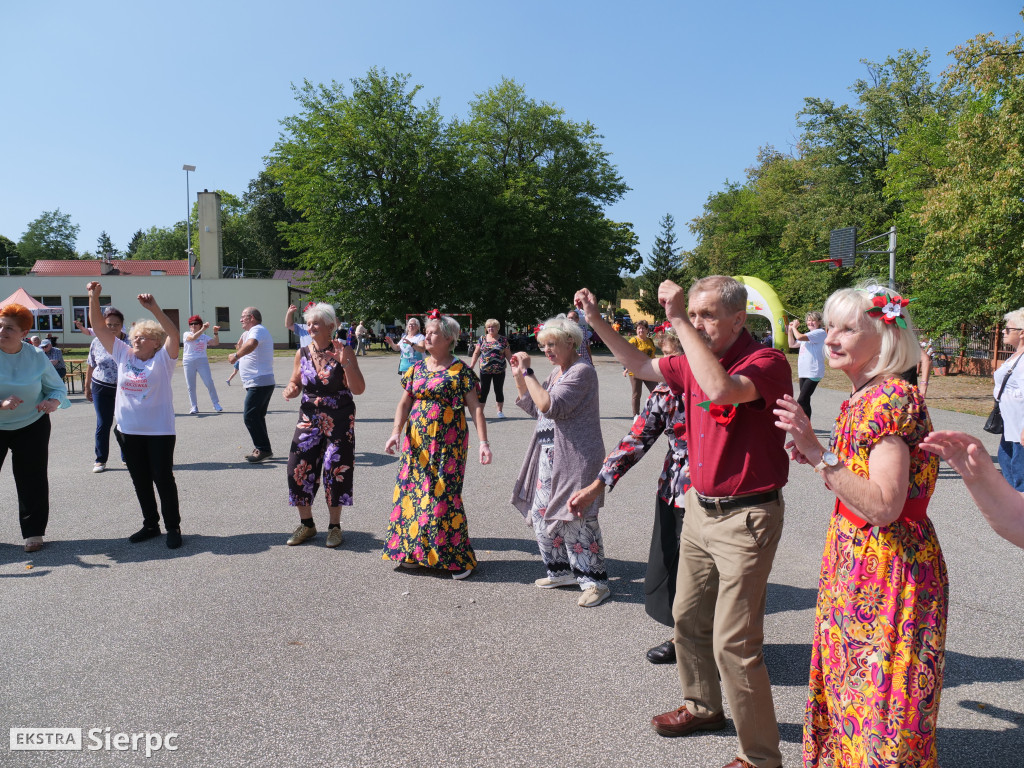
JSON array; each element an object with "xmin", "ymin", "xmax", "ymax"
[{"xmin": 985, "ymin": 353, "xmax": 1023, "ymax": 435}]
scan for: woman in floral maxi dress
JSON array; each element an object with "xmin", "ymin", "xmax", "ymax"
[
  {"xmin": 775, "ymin": 286, "xmax": 947, "ymax": 768},
  {"xmin": 282, "ymin": 303, "xmax": 365, "ymax": 548},
  {"xmin": 383, "ymin": 312, "xmax": 491, "ymax": 579}
]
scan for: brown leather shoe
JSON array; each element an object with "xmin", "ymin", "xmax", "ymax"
[
  {"xmin": 721, "ymin": 759, "xmax": 757, "ymax": 768},
  {"xmin": 650, "ymin": 705, "xmax": 726, "ymax": 737}
]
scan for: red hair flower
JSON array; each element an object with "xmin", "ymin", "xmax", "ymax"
[
  {"xmin": 427, "ymin": 308, "xmax": 442, "ymax": 320},
  {"xmin": 865, "ymin": 291, "xmax": 913, "ymax": 328}
]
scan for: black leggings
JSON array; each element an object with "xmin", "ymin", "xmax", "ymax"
[
  {"xmin": 796, "ymin": 378, "xmax": 820, "ymax": 418},
  {"xmin": 479, "ymin": 372, "xmax": 506, "ymax": 405},
  {"xmin": 0, "ymin": 414, "xmax": 51, "ymax": 538},
  {"xmin": 116, "ymin": 429, "xmax": 180, "ymax": 531}
]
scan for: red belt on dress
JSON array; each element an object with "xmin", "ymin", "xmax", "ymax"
[{"xmin": 834, "ymin": 496, "xmax": 930, "ymax": 529}]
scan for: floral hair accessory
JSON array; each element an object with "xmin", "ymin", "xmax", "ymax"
[
  {"xmin": 865, "ymin": 291, "xmax": 914, "ymax": 329},
  {"xmin": 427, "ymin": 308, "xmax": 441, "ymax": 320},
  {"xmin": 652, "ymin": 322, "xmax": 671, "ymax": 334},
  {"xmin": 304, "ymin": 301, "xmax": 316, "ymax": 312}
]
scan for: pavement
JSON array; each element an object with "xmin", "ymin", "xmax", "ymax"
[{"xmin": 1, "ymin": 352, "xmax": 1022, "ymax": 767}]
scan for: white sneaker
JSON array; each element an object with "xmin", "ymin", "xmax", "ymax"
[
  {"xmin": 496, "ymin": 411, "xmax": 507, "ymax": 419},
  {"xmin": 189, "ymin": 408, "xmax": 198, "ymax": 415},
  {"xmin": 535, "ymin": 573, "xmax": 577, "ymax": 589},
  {"xmin": 451, "ymin": 567, "xmax": 473, "ymax": 580},
  {"xmin": 92, "ymin": 462, "xmax": 105, "ymax": 473},
  {"xmin": 578, "ymin": 584, "xmax": 611, "ymax": 607},
  {"xmin": 214, "ymin": 405, "xmax": 223, "ymax": 413}
]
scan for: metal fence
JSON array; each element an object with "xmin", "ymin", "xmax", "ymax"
[{"xmin": 925, "ymin": 324, "xmax": 1015, "ymax": 376}]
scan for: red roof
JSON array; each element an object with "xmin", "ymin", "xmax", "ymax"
[{"xmin": 30, "ymin": 260, "xmax": 192, "ymax": 276}]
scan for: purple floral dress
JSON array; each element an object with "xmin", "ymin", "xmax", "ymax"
[{"xmin": 286, "ymin": 346, "xmax": 355, "ymax": 508}]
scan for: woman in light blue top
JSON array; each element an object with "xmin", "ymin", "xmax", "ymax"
[{"xmin": 0, "ymin": 303, "xmax": 71, "ymax": 552}]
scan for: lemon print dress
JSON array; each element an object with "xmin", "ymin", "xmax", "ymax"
[{"xmin": 382, "ymin": 359, "xmax": 479, "ymax": 571}]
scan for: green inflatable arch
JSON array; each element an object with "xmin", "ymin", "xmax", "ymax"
[{"xmin": 735, "ymin": 275, "xmax": 787, "ymax": 351}]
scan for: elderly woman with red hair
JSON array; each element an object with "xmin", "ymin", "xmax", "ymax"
[{"xmin": 0, "ymin": 303, "xmax": 70, "ymax": 552}]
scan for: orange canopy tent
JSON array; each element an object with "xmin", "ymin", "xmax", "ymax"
[{"xmin": 0, "ymin": 287, "xmax": 61, "ymax": 317}]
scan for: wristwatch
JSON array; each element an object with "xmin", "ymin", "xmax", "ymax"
[
  {"xmin": 523, "ymin": 367, "xmax": 535, "ymax": 378},
  {"xmin": 814, "ymin": 451, "xmax": 840, "ymax": 473}
]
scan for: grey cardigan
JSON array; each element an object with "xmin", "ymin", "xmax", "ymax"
[{"xmin": 511, "ymin": 360, "xmax": 605, "ymax": 530}]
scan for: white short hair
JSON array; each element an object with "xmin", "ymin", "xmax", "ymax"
[
  {"xmin": 823, "ymin": 284, "xmax": 920, "ymax": 378},
  {"xmin": 302, "ymin": 302, "xmax": 337, "ymax": 329},
  {"xmin": 1004, "ymin": 307, "xmax": 1024, "ymax": 330},
  {"xmin": 425, "ymin": 315, "xmax": 461, "ymax": 350},
  {"xmin": 537, "ymin": 316, "xmax": 583, "ymax": 347}
]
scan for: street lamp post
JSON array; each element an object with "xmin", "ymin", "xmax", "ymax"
[{"xmin": 183, "ymin": 164, "xmax": 196, "ymax": 316}]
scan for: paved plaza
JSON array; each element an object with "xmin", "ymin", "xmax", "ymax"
[{"xmin": 2, "ymin": 352, "xmax": 1022, "ymax": 767}]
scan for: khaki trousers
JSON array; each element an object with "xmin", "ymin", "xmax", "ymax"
[{"xmin": 672, "ymin": 487, "xmax": 784, "ymax": 768}]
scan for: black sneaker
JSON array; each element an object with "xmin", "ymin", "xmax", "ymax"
[
  {"xmin": 166, "ymin": 529, "xmax": 183, "ymax": 549},
  {"xmin": 128, "ymin": 527, "xmax": 160, "ymax": 543},
  {"xmin": 244, "ymin": 449, "xmax": 273, "ymax": 463}
]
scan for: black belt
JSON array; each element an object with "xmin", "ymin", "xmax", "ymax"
[{"xmin": 695, "ymin": 489, "xmax": 779, "ymax": 512}]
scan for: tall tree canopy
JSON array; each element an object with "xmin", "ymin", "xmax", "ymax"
[
  {"xmin": 636, "ymin": 213, "xmax": 681, "ymax": 319},
  {"xmin": 268, "ymin": 69, "xmax": 638, "ymax": 324},
  {"xmin": 18, "ymin": 209, "xmax": 80, "ymax": 262}
]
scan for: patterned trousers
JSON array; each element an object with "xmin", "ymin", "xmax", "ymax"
[{"xmin": 529, "ymin": 443, "xmax": 608, "ymax": 589}]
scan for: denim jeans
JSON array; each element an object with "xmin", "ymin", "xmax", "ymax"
[
  {"xmin": 998, "ymin": 437, "xmax": 1024, "ymax": 491},
  {"xmin": 92, "ymin": 379, "xmax": 118, "ymax": 463},
  {"xmin": 243, "ymin": 385, "xmax": 275, "ymax": 452}
]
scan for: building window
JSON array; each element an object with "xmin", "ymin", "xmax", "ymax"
[
  {"xmin": 215, "ymin": 306, "xmax": 230, "ymax": 331},
  {"xmin": 32, "ymin": 295, "xmax": 64, "ymax": 332},
  {"xmin": 71, "ymin": 295, "xmax": 111, "ymax": 331}
]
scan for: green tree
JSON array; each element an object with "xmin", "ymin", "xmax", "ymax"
[
  {"xmin": 126, "ymin": 229, "xmax": 144, "ymax": 257},
  {"xmin": 241, "ymin": 169, "xmax": 307, "ymax": 274},
  {"xmin": 913, "ymin": 22, "xmax": 1024, "ymax": 330},
  {"xmin": 133, "ymin": 223, "xmax": 188, "ymax": 260},
  {"xmin": 0, "ymin": 235, "xmax": 22, "ymax": 273},
  {"xmin": 636, "ymin": 214, "xmax": 681, "ymax": 319},
  {"xmin": 457, "ymin": 77, "xmax": 639, "ymax": 325},
  {"xmin": 18, "ymin": 209, "xmax": 80, "ymax": 262},
  {"xmin": 96, "ymin": 231, "xmax": 116, "ymax": 259},
  {"xmin": 270, "ymin": 69, "xmax": 463, "ymax": 318}
]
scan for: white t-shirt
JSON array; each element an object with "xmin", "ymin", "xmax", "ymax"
[
  {"xmin": 240, "ymin": 324, "xmax": 276, "ymax": 387},
  {"xmin": 293, "ymin": 322, "xmax": 311, "ymax": 348},
  {"xmin": 994, "ymin": 354, "xmax": 1024, "ymax": 442},
  {"xmin": 112, "ymin": 339, "xmax": 176, "ymax": 436},
  {"xmin": 183, "ymin": 332, "xmax": 213, "ymax": 362},
  {"xmin": 797, "ymin": 328, "xmax": 827, "ymax": 380}
]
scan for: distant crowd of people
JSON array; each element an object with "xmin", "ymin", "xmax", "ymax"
[{"xmin": 3, "ymin": 277, "xmax": 1023, "ymax": 768}]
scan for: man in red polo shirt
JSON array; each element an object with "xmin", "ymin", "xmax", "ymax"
[{"xmin": 575, "ymin": 277, "xmax": 791, "ymax": 768}]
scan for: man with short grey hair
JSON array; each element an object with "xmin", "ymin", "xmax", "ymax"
[
  {"xmin": 575, "ymin": 276, "xmax": 792, "ymax": 768},
  {"xmin": 229, "ymin": 307, "xmax": 276, "ymax": 463}
]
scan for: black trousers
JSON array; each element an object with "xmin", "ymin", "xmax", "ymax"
[
  {"xmin": 796, "ymin": 377, "xmax": 820, "ymax": 418},
  {"xmin": 479, "ymin": 372, "xmax": 506, "ymax": 404},
  {"xmin": 115, "ymin": 429, "xmax": 180, "ymax": 531},
  {"xmin": 645, "ymin": 495, "xmax": 685, "ymax": 627},
  {"xmin": 0, "ymin": 415, "xmax": 51, "ymax": 538}
]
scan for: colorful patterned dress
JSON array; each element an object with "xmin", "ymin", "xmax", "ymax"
[
  {"xmin": 382, "ymin": 359, "xmax": 480, "ymax": 571},
  {"xmin": 804, "ymin": 377, "xmax": 947, "ymax": 768},
  {"xmin": 598, "ymin": 383, "xmax": 689, "ymax": 625},
  {"xmin": 286, "ymin": 345, "xmax": 355, "ymax": 508}
]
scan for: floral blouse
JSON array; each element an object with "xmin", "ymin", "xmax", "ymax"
[
  {"xmin": 598, "ymin": 383, "xmax": 690, "ymax": 507},
  {"xmin": 476, "ymin": 335, "xmax": 510, "ymax": 374},
  {"xmin": 830, "ymin": 377, "xmax": 937, "ymax": 501}
]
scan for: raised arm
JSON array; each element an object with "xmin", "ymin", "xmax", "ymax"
[
  {"xmin": 921, "ymin": 430, "xmax": 1024, "ymax": 548},
  {"xmin": 574, "ymin": 289, "xmax": 663, "ymax": 382},
  {"xmin": 284, "ymin": 305, "xmax": 297, "ymax": 332},
  {"xmin": 137, "ymin": 294, "xmax": 179, "ymax": 360},
  {"xmin": 86, "ymin": 282, "xmax": 115, "ymax": 354},
  {"xmin": 659, "ymin": 280, "xmax": 763, "ymax": 405}
]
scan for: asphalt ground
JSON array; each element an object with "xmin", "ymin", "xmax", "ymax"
[{"xmin": 1, "ymin": 352, "xmax": 1022, "ymax": 767}]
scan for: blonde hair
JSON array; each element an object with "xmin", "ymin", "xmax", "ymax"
[
  {"xmin": 823, "ymin": 284, "xmax": 920, "ymax": 378},
  {"xmin": 536, "ymin": 316, "xmax": 583, "ymax": 347},
  {"xmin": 485, "ymin": 318, "xmax": 500, "ymax": 330},
  {"xmin": 1004, "ymin": 308, "xmax": 1024, "ymax": 330},
  {"xmin": 658, "ymin": 327, "xmax": 682, "ymax": 354},
  {"xmin": 130, "ymin": 319, "xmax": 167, "ymax": 345},
  {"xmin": 425, "ymin": 315, "xmax": 461, "ymax": 351}
]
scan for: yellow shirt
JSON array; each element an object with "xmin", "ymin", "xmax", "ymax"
[{"xmin": 627, "ymin": 336, "xmax": 657, "ymax": 376}]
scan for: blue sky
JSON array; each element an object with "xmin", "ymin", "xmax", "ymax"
[{"xmin": 1, "ymin": 0, "xmax": 1020, "ymax": 268}]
